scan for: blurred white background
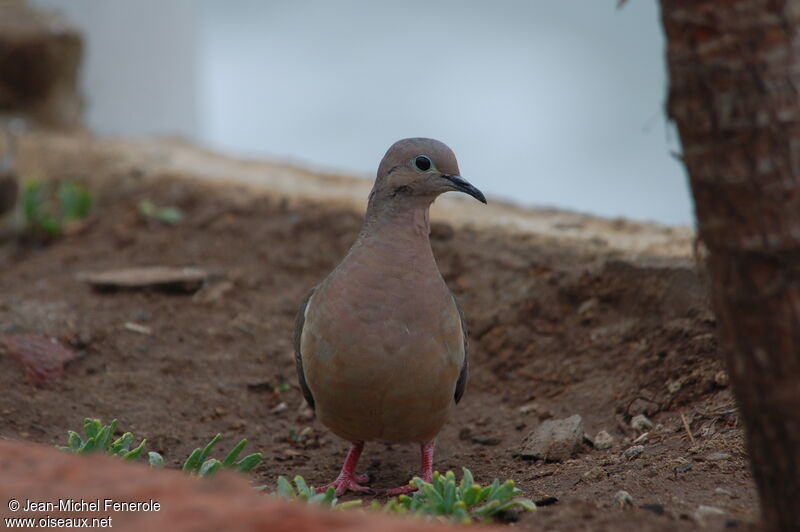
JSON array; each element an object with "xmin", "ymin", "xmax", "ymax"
[{"xmin": 33, "ymin": 0, "xmax": 691, "ymax": 225}]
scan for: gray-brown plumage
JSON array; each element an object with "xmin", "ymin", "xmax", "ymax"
[{"xmin": 293, "ymin": 138, "xmax": 485, "ymax": 495}]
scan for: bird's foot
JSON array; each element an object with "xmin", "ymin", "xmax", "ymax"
[
  {"xmin": 352, "ymin": 472, "xmax": 370, "ymax": 484},
  {"xmin": 316, "ymin": 473, "xmax": 372, "ymax": 496}
]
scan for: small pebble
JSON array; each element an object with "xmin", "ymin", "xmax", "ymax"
[
  {"xmin": 631, "ymin": 414, "xmax": 654, "ymax": 431},
  {"xmin": 534, "ymin": 496, "xmax": 558, "ymax": 507},
  {"xmin": 593, "ymin": 430, "xmax": 614, "ymax": 450},
  {"xmin": 270, "ymin": 402, "xmax": 288, "ymax": 414},
  {"xmin": 675, "ymin": 462, "xmax": 693, "ymax": 473},
  {"xmin": 614, "ymin": 490, "xmax": 634, "ymax": 507},
  {"xmin": 471, "ymin": 435, "xmax": 501, "ymax": 446},
  {"xmin": 583, "ymin": 466, "xmax": 605, "ymax": 481},
  {"xmin": 623, "ymin": 445, "xmax": 645, "ymax": 460},
  {"xmin": 578, "ymin": 298, "xmax": 598, "ymax": 316},
  {"xmin": 705, "ymin": 452, "xmax": 731, "ymax": 461},
  {"xmin": 695, "ymin": 505, "xmax": 726, "ymax": 520}
]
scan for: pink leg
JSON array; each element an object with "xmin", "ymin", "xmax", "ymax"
[
  {"xmin": 387, "ymin": 440, "xmax": 435, "ymax": 495},
  {"xmin": 316, "ymin": 441, "xmax": 372, "ymax": 496}
]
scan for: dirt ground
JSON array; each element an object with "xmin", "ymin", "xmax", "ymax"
[{"xmin": 0, "ymin": 173, "xmax": 759, "ymax": 531}]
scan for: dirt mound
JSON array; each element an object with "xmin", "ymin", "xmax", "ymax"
[{"xmin": 0, "ymin": 439, "xmax": 478, "ymax": 532}]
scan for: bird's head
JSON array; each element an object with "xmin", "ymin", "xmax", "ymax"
[{"xmin": 369, "ymin": 138, "xmax": 486, "ymax": 210}]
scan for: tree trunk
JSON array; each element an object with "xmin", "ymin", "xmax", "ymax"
[{"xmin": 660, "ymin": 1, "xmax": 800, "ymax": 530}]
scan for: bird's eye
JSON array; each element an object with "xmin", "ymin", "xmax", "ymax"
[{"xmin": 414, "ymin": 155, "xmax": 432, "ymax": 171}]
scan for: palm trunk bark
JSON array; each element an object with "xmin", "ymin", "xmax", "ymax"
[{"xmin": 660, "ymin": 1, "xmax": 800, "ymax": 530}]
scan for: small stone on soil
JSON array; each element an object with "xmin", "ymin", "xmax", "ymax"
[
  {"xmin": 582, "ymin": 466, "xmax": 605, "ymax": 481},
  {"xmin": 270, "ymin": 402, "xmax": 288, "ymax": 414},
  {"xmin": 577, "ymin": 298, "xmax": 598, "ymax": 316},
  {"xmin": 614, "ymin": 490, "xmax": 634, "ymax": 507},
  {"xmin": 705, "ymin": 452, "xmax": 731, "ymax": 461},
  {"xmin": 695, "ymin": 505, "xmax": 726, "ymax": 521},
  {"xmin": 471, "ymin": 435, "xmax": 501, "ymax": 446},
  {"xmin": 593, "ymin": 430, "xmax": 614, "ymax": 450},
  {"xmin": 534, "ymin": 496, "xmax": 558, "ymax": 507},
  {"xmin": 623, "ymin": 445, "xmax": 645, "ymax": 460},
  {"xmin": 520, "ymin": 414, "xmax": 584, "ymax": 462},
  {"xmin": 631, "ymin": 414, "xmax": 654, "ymax": 431}
]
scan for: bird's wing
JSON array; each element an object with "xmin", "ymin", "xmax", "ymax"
[
  {"xmin": 452, "ymin": 295, "xmax": 469, "ymax": 404},
  {"xmin": 294, "ymin": 287, "xmax": 317, "ymax": 409}
]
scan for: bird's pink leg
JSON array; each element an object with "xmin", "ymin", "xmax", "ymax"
[
  {"xmin": 387, "ymin": 440, "xmax": 435, "ymax": 495},
  {"xmin": 316, "ymin": 441, "xmax": 372, "ymax": 496}
]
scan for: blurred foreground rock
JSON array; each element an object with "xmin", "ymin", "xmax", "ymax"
[
  {"xmin": 0, "ymin": 439, "xmax": 493, "ymax": 532},
  {"xmin": 0, "ymin": 0, "xmax": 82, "ymax": 128}
]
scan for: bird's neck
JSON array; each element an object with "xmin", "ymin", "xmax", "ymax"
[
  {"xmin": 361, "ymin": 199, "xmax": 432, "ymax": 243},
  {"xmin": 353, "ymin": 200, "xmax": 439, "ymax": 270}
]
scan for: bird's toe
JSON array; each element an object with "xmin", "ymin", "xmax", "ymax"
[
  {"xmin": 352, "ymin": 472, "xmax": 371, "ymax": 484},
  {"xmin": 316, "ymin": 476, "xmax": 373, "ymax": 497}
]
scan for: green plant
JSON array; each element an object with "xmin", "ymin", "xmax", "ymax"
[
  {"xmin": 377, "ymin": 469, "xmax": 535, "ymax": 524},
  {"xmin": 58, "ymin": 418, "xmax": 146, "ymax": 461},
  {"xmin": 58, "ymin": 419, "xmax": 263, "ymax": 478},
  {"xmin": 138, "ymin": 199, "xmax": 183, "ymax": 224},
  {"xmin": 275, "ymin": 475, "xmax": 362, "ymax": 509},
  {"xmin": 279, "ymin": 469, "xmax": 535, "ymax": 524},
  {"xmin": 22, "ymin": 179, "xmax": 92, "ymax": 237},
  {"xmin": 179, "ymin": 433, "xmax": 264, "ymax": 477}
]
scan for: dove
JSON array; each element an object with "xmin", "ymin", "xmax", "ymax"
[{"xmin": 294, "ymin": 138, "xmax": 485, "ymax": 495}]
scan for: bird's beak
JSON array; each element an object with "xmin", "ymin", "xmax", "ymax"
[{"xmin": 443, "ymin": 174, "xmax": 487, "ymax": 204}]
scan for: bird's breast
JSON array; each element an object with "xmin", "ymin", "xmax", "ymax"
[{"xmin": 300, "ymin": 247, "xmax": 464, "ymax": 442}]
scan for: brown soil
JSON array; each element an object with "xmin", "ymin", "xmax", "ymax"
[{"xmin": 0, "ymin": 174, "xmax": 759, "ymax": 531}]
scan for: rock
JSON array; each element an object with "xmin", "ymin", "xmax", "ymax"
[
  {"xmin": 577, "ymin": 298, "xmax": 598, "ymax": 316},
  {"xmin": 695, "ymin": 505, "xmax": 726, "ymax": 521},
  {"xmin": 614, "ymin": 490, "xmax": 634, "ymax": 507},
  {"xmin": 667, "ymin": 379, "xmax": 683, "ymax": 394},
  {"xmin": 534, "ymin": 496, "xmax": 558, "ymax": 507},
  {"xmin": 1, "ymin": 334, "xmax": 76, "ymax": 385},
  {"xmin": 269, "ymin": 402, "xmax": 288, "ymax": 414},
  {"xmin": 675, "ymin": 462, "xmax": 693, "ymax": 473},
  {"xmin": 631, "ymin": 414, "xmax": 654, "ymax": 431},
  {"xmin": 705, "ymin": 452, "xmax": 731, "ymax": 461},
  {"xmin": 593, "ymin": 430, "xmax": 614, "ymax": 450},
  {"xmin": 582, "ymin": 466, "xmax": 605, "ymax": 481},
  {"xmin": 714, "ymin": 370, "xmax": 729, "ymax": 388},
  {"xmin": 470, "ymin": 435, "xmax": 501, "ymax": 446},
  {"xmin": 627, "ymin": 397, "xmax": 660, "ymax": 416},
  {"xmin": 622, "ymin": 445, "xmax": 645, "ymax": 460},
  {"xmin": 194, "ymin": 280, "xmax": 234, "ymax": 303},
  {"xmin": 520, "ymin": 414, "xmax": 584, "ymax": 462},
  {"xmin": 77, "ymin": 266, "xmax": 209, "ymax": 293}
]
